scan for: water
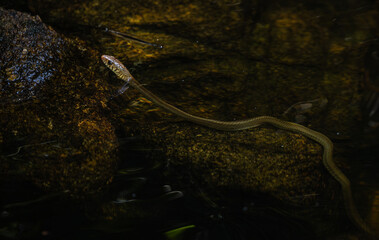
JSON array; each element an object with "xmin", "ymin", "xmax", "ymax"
[{"xmin": 1, "ymin": 0, "xmax": 379, "ymax": 239}]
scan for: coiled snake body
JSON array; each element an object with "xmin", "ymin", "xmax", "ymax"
[{"xmin": 101, "ymin": 55, "xmax": 374, "ymax": 236}]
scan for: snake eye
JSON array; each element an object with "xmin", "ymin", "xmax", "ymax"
[{"xmin": 107, "ymin": 60, "xmax": 112, "ymax": 66}]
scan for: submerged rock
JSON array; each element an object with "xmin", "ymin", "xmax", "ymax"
[{"xmin": 0, "ymin": 7, "xmax": 118, "ymax": 196}]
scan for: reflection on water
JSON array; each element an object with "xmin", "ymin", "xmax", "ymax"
[{"xmin": 1, "ymin": 0, "xmax": 379, "ymax": 239}]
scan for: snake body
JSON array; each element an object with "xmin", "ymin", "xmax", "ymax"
[{"xmin": 101, "ymin": 55, "xmax": 374, "ymax": 235}]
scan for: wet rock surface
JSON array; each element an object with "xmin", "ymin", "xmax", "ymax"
[
  {"xmin": 142, "ymin": 122, "xmax": 328, "ymax": 202},
  {"xmin": 0, "ymin": 7, "xmax": 118, "ymax": 195},
  {"xmin": 0, "ymin": 7, "xmax": 65, "ymax": 102}
]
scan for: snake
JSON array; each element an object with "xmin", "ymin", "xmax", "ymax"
[{"xmin": 101, "ymin": 54, "xmax": 375, "ymax": 236}]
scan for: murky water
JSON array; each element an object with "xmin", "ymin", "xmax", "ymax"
[{"xmin": 1, "ymin": 0, "xmax": 379, "ymax": 239}]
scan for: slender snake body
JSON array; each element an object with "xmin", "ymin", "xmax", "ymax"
[{"xmin": 101, "ymin": 55, "xmax": 375, "ymax": 236}]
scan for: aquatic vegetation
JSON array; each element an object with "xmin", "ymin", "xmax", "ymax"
[{"xmin": 164, "ymin": 225, "xmax": 196, "ymax": 240}]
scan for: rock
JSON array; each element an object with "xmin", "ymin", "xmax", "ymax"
[
  {"xmin": 0, "ymin": 8, "xmax": 65, "ymax": 102},
  {"xmin": 0, "ymin": 7, "xmax": 118, "ymax": 196}
]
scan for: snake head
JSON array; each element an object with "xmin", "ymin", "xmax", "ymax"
[
  {"xmin": 101, "ymin": 55, "xmax": 133, "ymax": 82},
  {"xmin": 101, "ymin": 55, "xmax": 120, "ymax": 69}
]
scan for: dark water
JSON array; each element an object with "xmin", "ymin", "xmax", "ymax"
[{"xmin": 1, "ymin": 0, "xmax": 379, "ymax": 239}]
